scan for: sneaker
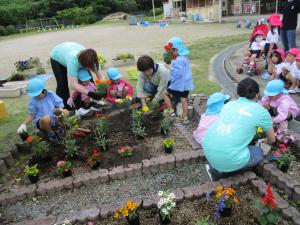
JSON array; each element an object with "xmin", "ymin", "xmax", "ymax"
[
  {"xmin": 182, "ymin": 117, "xmax": 190, "ymax": 124},
  {"xmin": 205, "ymin": 164, "xmax": 213, "ymax": 182},
  {"xmin": 90, "ymin": 104, "xmax": 103, "ymax": 111},
  {"xmin": 47, "ymin": 131, "xmax": 61, "ymax": 145},
  {"xmin": 205, "ymin": 164, "xmax": 223, "ymax": 182},
  {"xmin": 75, "ymin": 108, "xmax": 90, "ymax": 116},
  {"xmin": 167, "ymin": 109, "xmax": 176, "ymax": 117},
  {"xmin": 289, "ymin": 88, "xmax": 300, "ymax": 94}
]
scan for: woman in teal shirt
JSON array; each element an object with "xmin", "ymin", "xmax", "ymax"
[
  {"xmin": 50, "ymin": 42, "xmax": 104, "ymax": 108},
  {"xmin": 202, "ymin": 78, "xmax": 275, "ymax": 181}
]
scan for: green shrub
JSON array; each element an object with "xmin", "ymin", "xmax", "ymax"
[
  {"xmin": 36, "ymin": 67, "xmax": 46, "ymax": 75},
  {"xmin": 6, "ymin": 25, "xmax": 15, "ymax": 34},
  {"xmin": 0, "ymin": 26, "xmax": 8, "ymax": 36}
]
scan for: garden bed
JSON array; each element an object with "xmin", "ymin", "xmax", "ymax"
[
  {"xmin": 1, "ymin": 110, "xmax": 191, "ymax": 191},
  {"xmin": 76, "ymin": 185, "xmax": 290, "ymax": 225}
]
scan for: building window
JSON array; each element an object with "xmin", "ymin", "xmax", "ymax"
[
  {"xmin": 206, "ymin": 0, "xmax": 213, "ymax": 6},
  {"xmin": 193, "ymin": 0, "xmax": 199, "ymax": 7},
  {"xmin": 199, "ymin": 0, "xmax": 205, "ymax": 7}
]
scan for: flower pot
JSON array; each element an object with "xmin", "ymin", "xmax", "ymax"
[
  {"xmin": 220, "ymin": 206, "xmax": 232, "ymax": 218},
  {"xmin": 279, "ymin": 164, "xmax": 289, "ymax": 173},
  {"xmin": 137, "ymin": 135, "xmax": 145, "ymax": 140},
  {"xmin": 63, "ymin": 170, "xmax": 72, "ymax": 177},
  {"xmin": 161, "ymin": 128, "xmax": 169, "ymax": 136},
  {"xmin": 159, "ymin": 214, "xmax": 171, "ymax": 224},
  {"xmin": 126, "ymin": 215, "xmax": 140, "ymax": 225},
  {"xmin": 91, "ymin": 161, "xmax": 100, "ymax": 170},
  {"xmin": 19, "ymin": 132, "xmax": 29, "ymax": 141},
  {"xmin": 28, "ymin": 174, "xmax": 39, "ymax": 183},
  {"xmin": 164, "ymin": 146, "xmax": 173, "ymax": 154}
]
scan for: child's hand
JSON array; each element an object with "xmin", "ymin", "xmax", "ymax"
[
  {"xmin": 263, "ymin": 101, "xmax": 270, "ymax": 109},
  {"xmin": 115, "ymin": 99, "xmax": 124, "ymax": 104},
  {"xmin": 17, "ymin": 123, "xmax": 27, "ymax": 134}
]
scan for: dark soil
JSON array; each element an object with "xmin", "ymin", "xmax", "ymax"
[{"xmin": 76, "ymin": 185, "xmax": 291, "ymax": 225}]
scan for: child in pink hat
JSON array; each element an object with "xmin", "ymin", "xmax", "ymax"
[
  {"xmin": 290, "ymin": 53, "xmax": 300, "ymax": 93},
  {"xmin": 268, "ymin": 49, "xmax": 285, "ymax": 80}
]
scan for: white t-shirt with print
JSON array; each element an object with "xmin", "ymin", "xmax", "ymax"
[
  {"xmin": 266, "ymin": 30, "xmax": 279, "ymax": 44},
  {"xmin": 251, "ymin": 40, "xmax": 265, "ymax": 51},
  {"xmin": 275, "ymin": 63, "xmax": 282, "ymax": 75},
  {"xmin": 291, "ymin": 62, "xmax": 300, "ymax": 79}
]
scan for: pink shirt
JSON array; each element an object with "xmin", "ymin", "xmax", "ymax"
[
  {"xmin": 260, "ymin": 94, "xmax": 300, "ymax": 124},
  {"xmin": 106, "ymin": 79, "xmax": 134, "ymax": 103},
  {"xmin": 67, "ymin": 82, "xmax": 97, "ymax": 106},
  {"xmin": 193, "ymin": 114, "xmax": 218, "ymax": 145}
]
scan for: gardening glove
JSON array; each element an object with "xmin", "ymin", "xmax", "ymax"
[
  {"xmin": 17, "ymin": 123, "xmax": 27, "ymax": 134},
  {"xmin": 115, "ymin": 99, "xmax": 124, "ymax": 104},
  {"xmin": 88, "ymin": 91, "xmax": 102, "ymax": 100}
]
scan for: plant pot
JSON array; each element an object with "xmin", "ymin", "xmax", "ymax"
[
  {"xmin": 19, "ymin": 132, "xmax": 29, "ymax": 141},
  {"xmin": 126, "ymin": 215, "xmax": 140, "ymax": 225},
  {"xmin": 279, "ymin": 164, "xmax": 289, "ymax": 173},
  {"xmin": 28, "ymin": 174, "xmax": 39, "ymax": 183},
  {"xmin": 159, "ymin": 214, "xmax": 171, "ymax": 224},
  {"xmin": 91, "ymin": 161, "xmax": 101, "ymax": 170},
  {"xmin": 63, "ymin": 170, "xmax": 72, "ymax": 177},
  {"xmin": 161, "ymin": 128, "xmax": 169, "ymax": 136},
  {"xmin": 136, "ymin": 135, "xmax": 145, "ymax": 140},
  {"xmin": 164, "ymin": 146, "xmax": 173, "ymax": 154},
  {"xmin": 220, "ymin": 206, "xmax": 232, "ymax": 218}
]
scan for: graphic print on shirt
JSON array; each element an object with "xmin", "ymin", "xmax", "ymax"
[{"xmin": 216, "ymin": 105, "xmax": 253, "ymax": 137}]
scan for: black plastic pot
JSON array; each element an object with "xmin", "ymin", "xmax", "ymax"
[
  {"xmin": 28, "ymin": 174, "xmax": 39, "ymax": 183},
  {"xmin": 91, "ymin": 161, "xmax": 100, "ymax": 170},
  {"xmin": 63, "ymin": 170, "xmax": 72, "ymax": 177},
  {"xmin": 161, "ymin": 128, "xmax": 169, "ymax": 136},
  {"xmin": 164, "ymin": 146, "xmax": 173, "ymax": 154},
  {"xmin": 19, "ymin": 132, "xmax": 29, "ymax": 141},
  {"xmin": 137, "ymin": 135, "xmax": 145, "ymax": 140},
  {"xmin": 279, "ymin": 164, "xmax": 289, "ymax": 173},
  {"xmin": 220, "ymin": 206, "xmax": 232, "ymax": 218},
  {"xmin": 159, "ymin": 214, "xmax": 171, "ymax": 224},
  {"xmin": 126, "ymin": 215, "xmax": 140, "ymax": 225}
]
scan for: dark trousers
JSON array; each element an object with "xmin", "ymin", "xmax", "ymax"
[{"xmin": 50, "ymin": 58, "xmax": 70, "ymax": 109}]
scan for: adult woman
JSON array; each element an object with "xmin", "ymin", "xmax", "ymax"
[
  {"xmin": 202, "ymin": 78, "xmax": 275, "ymax": 181},
  {"xmin": 136, "ymin": 55, "xmax": 169, "ymax": 109},
  {"xmin": 50, "ymin": 42, "xmax": 104, "ymax": 108}
]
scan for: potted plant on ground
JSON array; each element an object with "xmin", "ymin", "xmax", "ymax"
[
  {"xmin": 275, "ymin": 150, "xmax": 294, "ymax": 173},
  {"xmin": 95, "ymin": 79, "xmax": 111, "ymax": 98},
  {"xmin": 157, "ymin": 191, "xmax": 176, "ymax": 224},
  {"xmin": 118, "ymin": 146, "xmax": 134, "ymax": 158},
  {"xmin": 114, "ymin": 200, "xmax": 141, "ymax": 225},
  {"xmin": 87, "ymin": 149, "xmax": 101, "ymax": 170},
  {"xmin": 215, "ymin": 186, "xmax": 239, "ymax": 218},
  {"xmin": 254, "ymin": 183, "xmax": 278, "ymax": 225},
  {"xmin": 112, "ymin": 53, "xmax": 135, "ymax": 67},
  {"xmin": 56, "ymin": 160, "xmax": 73, "ymax": 177},
  {"xmin": 24, "ymin": 164, "xmax": 39, "ymax": 183},
  {"xmin": 162, "ymin": 138, "xmax": 175, "ymax": 154}
]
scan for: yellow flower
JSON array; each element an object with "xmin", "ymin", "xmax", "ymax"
[
  {"xmin": 257, "ymin": 127, "xmax": 263, "ymax": 134},
  {"xmin": 145, "ymin": 97, "xmax": 151, "ymax": 101},
  {"xmin": 114, "ymin": 212, "xmax": 119, "ymax": 219},
  {"xmin": 116, "ymin": 99, "xmax": 124, "ymax": 104},
  {"xmin": 142, "ymin": 106, "xmax": 149, "ymax": 112},
  {"xmin": 233, "ymin": 197, "xmax": 239, "ymax": 203}
]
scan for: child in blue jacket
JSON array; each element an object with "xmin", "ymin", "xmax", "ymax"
[{"xmin": 163, "ymin": 37, "xmax": 194, "ymax": 124}]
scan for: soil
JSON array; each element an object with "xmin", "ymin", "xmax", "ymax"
[
  {"xmin": 76, "ymin": 185, "xmax": 291, "ymax": 225},
  {"xmin": 1, "ymin": 110, "xmax": 191, "ymax": 192}
]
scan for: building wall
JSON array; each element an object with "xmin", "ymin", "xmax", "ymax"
[{"xmin": 186, "ymin": 0, "xmax": 221, "ymax": 21}]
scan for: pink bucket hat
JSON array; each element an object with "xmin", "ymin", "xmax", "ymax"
[
  {"xmin": 274, "ymin": 49, "xmax": 285, "ymax": 61},
  {"xmin": 267, "ymin": 14, "xmax": 281, "ymax": 21},
  {"xmin": 287, "ymin": 48, "xmax": 300, "ymax": 56},
  {"xmin": 296, "ymin": 53, "xmax": 300, "ymax": 61},
  {"xmin": 269, "ymin": 17, "xmax": 282, "ymax": 27}
]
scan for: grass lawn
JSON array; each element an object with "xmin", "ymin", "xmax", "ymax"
[{"xmin": 0, "ymin": 33, "xmax": 249, "ymax": 153}]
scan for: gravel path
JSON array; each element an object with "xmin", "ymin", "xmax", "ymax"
[{"xmin": 0, "ymin": 164, "xmax": 209, "ymax": 224}]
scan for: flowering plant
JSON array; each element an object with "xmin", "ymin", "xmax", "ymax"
[
  {"xmin": 97, "ymin": 52, "xmax": 106, "ymax": 67},
  {"xmin": 157, "ymin": 191, "xmax": 176, "ymax": 221},
  {"xmin": 114, "ymin": 200, "xmax": 140, "ymax": 221},
  {"xmin": 95, "ymin": 79, "xmax": 111, "ymax": 96},
  {"xmin": 87, "ymin": 149, "xmax": 101, "ymax": 168},
  {"xmin": 118, "ymin": 146, "xmax": 133, "ymax": 157},
  {"xmin": 162, "ymin": 138, "xmax": 175, "ymax": 148},
  {"xmin": 255, "ymin": 183, "xmax": 278, "ymax": 225},
  {"xmin": 163, "ymin": 42, "xmax": 177, "ymax": 64},
  {"xmin": 215, "ymin": 186, "xmax": 239, "ymax": 218},
  {"xmin": 56, "ymin": 161, "xmax": 72, "ymax": 175}
]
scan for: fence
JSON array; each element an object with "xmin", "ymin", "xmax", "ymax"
[{"xmin": 231, "ymin": 1, "xmax": 260, "ymax": 15}]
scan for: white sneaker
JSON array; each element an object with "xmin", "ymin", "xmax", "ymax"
[
  {"xmin": 75, "ymin": 108, "xmax": 90, "ymax": 116},
  {"xmin": 289, "ymin": 88, "xmax": 300, "ymax": 94},
  {"xmin": 205, "ymin": 164, "xmax": 213, "ymax": 182}
]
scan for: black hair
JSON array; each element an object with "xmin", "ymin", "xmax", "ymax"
[
  {"xmin": 137, "ymin": 55, "xmax": 155, "ymax": 72},
  {"xmin": 271, "ymin": 25, "xmax": 280, "ymax": 35},
  {"xmin": 270, "ymin": 51, "xmax": 283, "ymax": 64},
  {"xmin": 237, "ymin": 78, "xmax": 259, "ymax": 99}
]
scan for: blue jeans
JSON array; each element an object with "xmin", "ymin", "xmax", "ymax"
[
  {"xmin": 240, "ymin": 145, "xmax": 263, "ymax": 170},
  {"xmin": 143, "ymin": 81, "xmax": 158, "ymax": 96},
  {"xmin": 281, "ymin": 29, "xmax": 297, "ymax": 52}
]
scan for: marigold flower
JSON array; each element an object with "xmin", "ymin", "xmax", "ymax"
[
  {"xmin": 95, "ymin": 79, "xmax": 101, "ymax": 85},
  {"xmin": 26, "ymin": 136, "xmax": 33, "ymax": 143},
  {"xmin": 233, "ymin": 197, "xmax": 239, "ymax": 203}
]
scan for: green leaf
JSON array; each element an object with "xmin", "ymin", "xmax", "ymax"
[
  {"xmin": 258, "ymin": 215, "xmax": 268, "ymax": 225},
  {"xmin": 267, "ymin": 213, "xmax": 278, "ymax": 223}
]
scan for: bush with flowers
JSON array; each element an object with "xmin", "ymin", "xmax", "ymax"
[
  {"xmin": 254, "ymin": 183, "xmax": 278, "ymax": 225},
  {"xmin": 273, "ymin": 143, "xmax": 295, "ymax": 172},
  {"xmin": 56, "ymin": 160, "xmax": 72, "ymax": 176},
  {"xmin": 215, "ymin": 186, "xmax": 239, "ymax": 218},
  {"xmin": 97, "ymin": 52, "xmax": 106, "ymax": 68},
  {"xmin": 114, "ymin": 200, "xmax": 141, "ymax": 222},
  {"xmin": 87, "ymin": 148, "xmax": 101, "ymax": 169},
  {"xmin": 157, "ymin": 191, "xmax": 176, "ymax": 222},
  {"xmin": 95, "ymin": 79, "xmax": 111, "ymax": 96},
  {"xmin": 118, "ymin": 146, "xmax": 134, "ymax": 158}
]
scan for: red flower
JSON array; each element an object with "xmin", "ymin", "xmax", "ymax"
[
  {"xmin": 262, "ymin": 184, "xmax": 276, "ymax": 208},
  {"xmin": 279, "ymin": 143, "xmax": 286, "ymax": 149},
  {"xmin": 96, "ymin": 112, "xmax": 101, "ymax": 118},
  {"xmin": 274, "ymin": 152, "xmax": 282, "ymax": 157},
  {"xmin": 171, "ymin": 53, "xmax": 178, "ymax": 59},
  {"xmin": 168, "ymin": 42, "xmax": 173, "ymax": 48},
  {"xmin": 282, "ymin": 147, "xmax": 289, "ymax": 153},
  {"xmin": 92, "ymin": 149, "xmax": 100, "ymax": 156}
]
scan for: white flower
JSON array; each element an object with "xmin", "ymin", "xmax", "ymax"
[
  {"xmin": 158, "ymin": 191, "xmax": 164, "ymax": 197},
  {"xmin": 162, "ymin": 208, "xmax": 168, "ymax": 214},
  {"xmin": 169, "ymin": 193, "xmax": 175, "ymax": 199},
  {"xmin": 167, "ymin": 206, "xmax": 171, "ymax": 211},
  {"xmin": 158, "ymin": 202, "xmax": 162, "ymax": 208},
  {"xmin": 171, "ymin": 202, "xmax": 176, "ymax": 207}
]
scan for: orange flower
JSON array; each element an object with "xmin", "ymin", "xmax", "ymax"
[
  {"xmin": 95, "ymin": 79, "xmax": 101, "ymax": 85},
  {"xmin": 26, "ymin": 136, "xmax": 33, "ymax": 143},
  {"xmin": 106, "ymin": 80, "xmax": 112, "ymax": 85}
]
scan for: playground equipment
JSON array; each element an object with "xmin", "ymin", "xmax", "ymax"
[
  {"xmin": 20, "ymin": 18, "xmax": 60, "ymax": 33},
  {"xmin": 128, "ymin": 15, "xmax": 143, "ymax": 25}
]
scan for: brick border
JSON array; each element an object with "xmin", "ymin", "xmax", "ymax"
[{"xmin": 12, "ymin": 171, "xmax": 299, "ymax": 225}]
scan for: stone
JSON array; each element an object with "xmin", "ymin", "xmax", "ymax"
[
  {"xmin": 78, "ymin": 208, "xmax": 100, "ymax": 222},
  {"xmin": 251, "ymin": 179, "xmax": 267, "ymax": 196},
  {"xmin": 16, "ymin": 142, "xmax": 32, "ymax": 153},
  {"xmin": 273, "ymin": 192, "xmax": 289, "ymax": 210},
  {"xmin": 124, "ymin": 167, "xmax": 134, "ymax": 177},
  {"xmin": 73, "ymin": 175, "xmax": 84, "ymax": 188},
  {"xmin": 175, "ymin": 152, "xmax": 185, "ymax": 168},
  {"xmin": 182, "ymin": 187, "xmax": 194, "ymax": 200},
  {"xmin": 23, "ymin": 184, "xmax": 37, "ymax": 198},
  {"xmin": 81, "ymin": 174, "xmax": 92, "ymax": 186},
  {"xmin": 0, "ymin": 151, "xmax": 14, "ymax": 167},
  {"xmin": 284, "ymin": 177, "xmax": 299, "ymax": 198},
  {"xmin": 263, "ymin": 163, "xmax": 276, "ymax": 182},
  {"xmin": 174, "ymin": 189, "xmax": 184, "ymax": 203},
  {"xmin": 128, "ymin": 163, "xmax": 142, "ymax": 176},
  {"xmin": 159, "ymin": 157, "xmax": 169, "ymax": 172},
  {"xmin": 142, "ymin": 159, "xmax": 152, "ymax": 175},
  {"xmin": 142, "ymin": 197, "xmax": 154, "ymax": 209},
  {"xmin": 37, "ymin": 182, "xmax": 49, "ymax": 195},
  {"xmin": 13, "ymin": 216, "xmax": 57, "ymax": 225},
  {"xmin": 10, "ymin": 146, "xmax": 19, "ymax": 159},
  {"xmin": 0, "ymin": 159, "xmax": 7, "ymax": 176},
  {"xmin": 0, "ymin": 193, "xmax": 7, "ymax": 205},
  {"xmin": 62, "ymin": 177, "xmax": 73, "ymax": 189},
  {"xmin": 51, "ymin": 180, "xmax": 65, "ymax": 192},
  {"xmin": 98, "ymin": 169, "xmax": 109, "ymax": 183},
  {"xmin": 292, "ymin": 186, "xmax": 300, "ymax": 201},
  {"xmin": 109, "ymin": 166, "xmax": 125, "ymax": 180},
  {"xmin": 100, "ymin": 204, "xmax": 114, "ymax": 219},
  {"xmin": 277, "ymin": 174, "xmax": 289, "ymax": 190},
  {"xmin": 150, "ymin": 158, "xmax": 160, "ymax": 174},
  {"xmin": 282, "ymin": 206, "xmax": 300, "ymax": 220},
  {"xmin": 268, "ymin": 169, "xmax": 281, "ymax": 185}
]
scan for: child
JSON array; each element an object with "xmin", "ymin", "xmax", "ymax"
[
  {"xmin": 17, "ymin": 79, "xmax": 69, "ymax": 145},
  {"xmin": 193, "ymin": 93, "xmax": 230, "ymax": 145},
  {"xmin": 106, "ymin": 67, "xmax": 134, "ymax": 103},
  {"xmin": 260, "ymin": 80, "xmax": 299, "ymax": 124},
  {"xmin": 289, "ymin": 53, "xmax": 300, "ymax": 94},
  {"xmin": 286, "ymin": 48, "xmax": 299, "ymax": 66},
  {"xmin": 246, "ymin": 30, "xmax": 265, "ymax": 75},
  {"xmin": 268, "ymin": 49, "xmax": 285, "ymax": 80},
  {"xmin": 67, "ymin": 69, "xmax": 97, "ymax": 110},
  {"xmin": 265, "ymin": 15, "xmax": 281, "ymax": 69},
  {"xmin": 278, "ymin": 63, "xmax": 293, "ymax": 89},
  {"xmin": 162, "ymin": 37, "xmax": 194, "ymax": 124}
]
